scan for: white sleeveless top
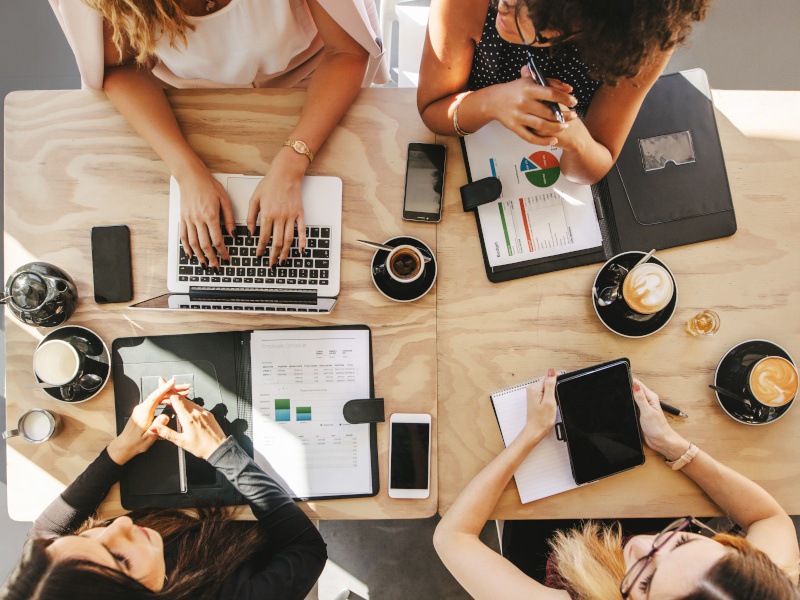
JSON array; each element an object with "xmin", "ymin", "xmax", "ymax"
[{"xmin": 154, "ymin": 0, "xmax": 323, "ymax": 88}]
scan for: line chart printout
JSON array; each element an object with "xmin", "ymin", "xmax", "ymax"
[
  {"xmin": 250, "ymin": 329, "xmax": 373, "ymax": 499},
  {"xmin": 464, "ymin": 121, "xmax": 603, "ymax": 268}
]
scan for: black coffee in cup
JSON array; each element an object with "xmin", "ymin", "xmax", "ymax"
[{"xmin": 389, "ymin": 247, "xmax": 422, "ymax": 281}]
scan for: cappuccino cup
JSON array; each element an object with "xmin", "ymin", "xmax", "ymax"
[
  {"xmin": 2, "ymin": 409, "xmax": 62, "ymax": 443},
  {"xmin": 34, "ymin": 339, "xmax": 84, "ymax": 386},
  {"xmin": 622, "ymin": 262, "xmax": 675, "ymax": 315},
  {"xmin": 747, "ymin": 356, "xmax": 798, "ymax": 407},
  {"xmin": 383, "ymin": 245, "xmax": 425, "ymax": 284}
]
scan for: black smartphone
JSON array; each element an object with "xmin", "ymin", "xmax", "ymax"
[
  {"xmin": 91, "ymin": 225, "xmax": 133, "ymax": 303},
  {"xmin": 402, "ymin": 142, "xmax": 446, "ymax": 223},
  {"xmin": 555, "ymin": 359, "xmax": 644, "ymax": 486}
]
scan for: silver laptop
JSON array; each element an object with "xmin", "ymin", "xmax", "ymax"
[{"xmin": 132, "ymin": 173, "xmax": 342, "ymax": 314}]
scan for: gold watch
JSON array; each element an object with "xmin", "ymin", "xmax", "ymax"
[{"xmin": 283, "ymin": 139, "xmax": 314, "ymax": 163}]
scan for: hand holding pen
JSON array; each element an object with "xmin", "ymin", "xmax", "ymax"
[{"xmin": 525, "ymin": 51, "xmax": 565, "ymax": 125}]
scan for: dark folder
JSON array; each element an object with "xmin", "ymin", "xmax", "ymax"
[
  {"xmin": 462, "ymin": 68, "xmax": 737, "ymax": 282},
  {"xmin": 113, "ymin": 325, "xmax": 380, "ymax": 509}
]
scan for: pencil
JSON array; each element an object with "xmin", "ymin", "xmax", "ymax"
[{"xmin": 660, "ymin": 401, "xmax": 688, "ymax": 418}]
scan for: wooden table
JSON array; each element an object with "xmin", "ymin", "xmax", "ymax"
[
  {"xmin": 4, "ymin": 88, "xmax": 438, "ymax": 521},
  {"xmin": 437, "ymin": 90, "xmax": 800, "ymax": 519}
]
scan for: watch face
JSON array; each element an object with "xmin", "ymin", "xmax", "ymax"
[{"xmin": 293, "ymin": 141, "xmax": 308, "ymax": 153}]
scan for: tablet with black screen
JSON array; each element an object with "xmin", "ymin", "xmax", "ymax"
[{"xmin": 556, "ymin": 359, "xmax": 645, "ymax": 485}]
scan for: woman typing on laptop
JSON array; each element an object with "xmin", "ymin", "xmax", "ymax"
[
  {"xmin": 49, "ymin": 0, "xmax": 386, "ymax": 269},
  {"xmin": 1, "ymin": 378, "xmax": 327, "ymax": 600},
  {"xmin": 434, "ymin": 370, "xmax": 800, "ymax": 599}
]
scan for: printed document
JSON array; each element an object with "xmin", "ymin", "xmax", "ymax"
[
  {"xmin": 464, "ymin": 121, "xmax": 603, "ymax": 268},
  {"xmin": 250, "ymin": 329, "xmax": 373, "ymax": 499}
]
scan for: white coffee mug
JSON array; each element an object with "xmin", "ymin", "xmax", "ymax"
[
  {"xmin": 2, "ymin": 409, "xmax": 61, "ymax": 443},
  {"xmin": 384, "ymin": 245, "xmax": 426, "ymax": 284},
  {"xmin": 33, "ymin": 339, "xmax": 83, "ymax": 386}
]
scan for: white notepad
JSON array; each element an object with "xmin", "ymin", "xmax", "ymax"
[{"xmin": 490, "ymin": 374, "xmax": 580, "ymax": 503}]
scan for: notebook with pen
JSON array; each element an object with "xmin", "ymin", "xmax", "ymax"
[
  {"xmin": 489, "ymin": 359, "xmax": 644, "ymax": 503},
  {"xmin": 113, "ymin": 325, "xmax": 381, "ymax": 509},
  {"xmin": 461, "ymin": 68, "xmax": 736, "ymax": 282}
]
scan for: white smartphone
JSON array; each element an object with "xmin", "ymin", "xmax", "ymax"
[{"xmin": 388, "ymin": 413, "xmax": 432, "ymax": 499}]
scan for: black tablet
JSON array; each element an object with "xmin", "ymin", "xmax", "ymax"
[{"xmin": 555, "ymin": 359, "xmax": 645, "ymax": 485}]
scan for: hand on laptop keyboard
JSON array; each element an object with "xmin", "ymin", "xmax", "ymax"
[
  {"xmin": 245, "ymin": 159, "xmax": 307, "ymax": 268},
  {"xmin": 178, "ymin": 171, "xmax": 236, "ymax": 270}
]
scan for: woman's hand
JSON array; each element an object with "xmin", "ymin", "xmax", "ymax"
[
  {"xmin": 178, "ymin": 166, "xmax": 236, "ymax": 270},
  {"xmin": 522, "ymin": 368, "xmax": 558, "ymax": 444},
  {"xmin": 247, "ymin": 148, "xmax": 309, "ymax": 268},
  {"xmin": 107, "ymin": 377, "xmax": 191, "ymax": 465},
  {"xmin": 632, "ymin": 379, "xmax": 689, "ymax": 459},
  {"xmin": 152, "ymin": 395, "xmax": 227, "ymax": 460},
  {"xmin": 487, "ymin": 69, "xmax": 578, "ymax": 146}
]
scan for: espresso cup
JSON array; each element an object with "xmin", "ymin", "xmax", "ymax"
[
  {"xmin": 33, "ymin": 339, "xmax": 84, "ymax": 386},
  {"xmin": 383, "ymin": 245, "xmax": 425, "ymax": 284},
  {"xmin": 2, "ymin": 409, "xmax": 62, "ymax": 443},
  {"xmin": 746, "ymin": 356, "xmax": 799, "ymax": 408},
  {"xmin": 621, "ymin": 262, "xmax": 675, "ymax": 315}
]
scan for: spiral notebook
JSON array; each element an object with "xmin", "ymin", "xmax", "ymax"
[{"xmin": 490, "ymin": 374, "xmax": 577, "ymax": 503}]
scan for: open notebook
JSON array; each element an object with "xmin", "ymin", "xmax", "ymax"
[{"xmin": 490, "ymin": 373, "xmax": 578, "ymax": 503}]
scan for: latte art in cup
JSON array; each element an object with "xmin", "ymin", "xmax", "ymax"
[
  {"xmin": 748, "ymin": 356, "xmax": 799, "ymax": 407},
  {"xmin": 621, "ymin": 263, "xmax": 674, "ymax": 315}
]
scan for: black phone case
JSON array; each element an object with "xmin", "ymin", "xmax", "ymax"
[
  {"xmin": 91, "ymin": 225, "xmax": 133, "ymax": 303},
  {"xmin": 555, "ymin": 358, "xmax": 645, "ymax": 486},
  {"xmin": 403, "ymin": 143, "xmax": 446, "ymax": 222}
]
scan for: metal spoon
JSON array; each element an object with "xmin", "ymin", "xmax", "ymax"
[
  {"xmin": 708, "ymin": 384, "xmax": 767, "ymax": 420},
  {"xmin": 357, "ymin": 239, "xmax": 432, "ymax": 263},
  {"xmin": 633, "ymin": 248, "xmax": 656, "ymax": 269},
  {"xmin": 78, "ymin": 373, "xmax": 103, "ymax": 391},
  {"xmin": 596, "ymin": 285, "xmax": 620, "ymax": 307}
]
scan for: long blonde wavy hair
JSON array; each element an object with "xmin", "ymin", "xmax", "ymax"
[
  {"xmin": 83, "ymin": 0, "xmax": 194, "ymax": 64},
  {"xmin": 549, "ymin": 522, "xmax": 800, "ymax": 600}
]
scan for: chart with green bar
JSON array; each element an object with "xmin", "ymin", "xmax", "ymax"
[
  {"xmin": 296, "ymin": 406, "xmax": 312, "ymax": 421},
  {"xmin": 275, "ymin": 399, "xmax": 291, "ymax": 422}
]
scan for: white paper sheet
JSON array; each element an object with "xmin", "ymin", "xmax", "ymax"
[
  {"xmin": 250, "ymin": 329, "xmax": 373, "ymax": 499},
  {"xmin": 464, "ymin": 121, "xmax": 603, "ymax": 268}
]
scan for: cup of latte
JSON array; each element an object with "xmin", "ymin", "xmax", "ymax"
[
  {"xmin": 746, "ymin": 356, "xmax": 799, "ymax": 408},
  {"xmin": 621, "ymin": 262, "xmax": 675, "ymax": 315},
  {"xmin": 383, "ymin": 245, "xmax": 426, "ymax": 284},
  {"xmin": 2, "ymin": 409, "xmax": 62, "ymax": 443}
]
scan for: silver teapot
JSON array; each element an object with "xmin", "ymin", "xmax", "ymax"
[{"xmin": 4, "ymin": 262, "xmax": 78, "ymax": 327}]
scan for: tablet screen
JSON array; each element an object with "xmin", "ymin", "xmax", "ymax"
[{"xmin": 556, "ymin": 360, "xmax": 644, "ymax": 485}]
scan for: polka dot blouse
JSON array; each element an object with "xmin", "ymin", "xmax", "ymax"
[{"xmin": 467, "ymin": 4, "xmax": 602, "ymax": 114}]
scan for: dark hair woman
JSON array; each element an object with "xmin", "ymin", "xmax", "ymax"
[
  {"xmin": 418, "ymin": 0, "xmax": 711, "ymax": 184},
  {"xmin": 434, "ymin": 370, "xmax": 800, "ymax": 600},
  {"xmin": 0, "ymin": 378, "xmax": 326, "ymax": 600}
]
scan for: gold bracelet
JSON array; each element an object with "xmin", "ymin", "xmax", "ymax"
[{"xmin": 453, "ymin": 92, "xmax": 473, "ymax": 137}]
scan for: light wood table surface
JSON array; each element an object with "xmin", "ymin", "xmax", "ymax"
[
  {"xmin": 4, "ymin": 88, "xmax": 438, "ymax": 521},
  {"xmin": 437, "ymin": 90, "xmax": 800, "ymax": 519}
]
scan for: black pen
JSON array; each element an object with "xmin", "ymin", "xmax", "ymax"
[
  {"xmin": 659, "ymin": 401, "xmax": 688, "ymax": 418},
  {"xmin": 525, "ymin": 51, "xmax": 565, "ymax": 125}
]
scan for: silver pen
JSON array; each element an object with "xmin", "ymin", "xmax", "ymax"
[{"xmin": 525, "ymin": 51, "xmax": 565, "ymax": 125}]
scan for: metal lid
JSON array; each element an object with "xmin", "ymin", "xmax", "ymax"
[{"xmin": 9, "ymin": 272, "xmax": 47, "ymax": 310}]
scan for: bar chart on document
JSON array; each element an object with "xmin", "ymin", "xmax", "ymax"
[
  {"xmin": 464, "ymin": 121, "xmax": 603, "ymax": 268},
  {"xmin": 250, "ymin": 329, "xmax": 373, "ymax": 498}
]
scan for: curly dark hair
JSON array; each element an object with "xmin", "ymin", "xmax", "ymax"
[{"xmin": 518, "ymin": 0, "xmax": 711, "ymax": 82}]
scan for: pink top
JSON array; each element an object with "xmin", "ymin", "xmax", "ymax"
[{"xmin": 48, "ymin": 0, "xmax": 389, "ymax": 91}]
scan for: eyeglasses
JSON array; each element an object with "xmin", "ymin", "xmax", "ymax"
[
  {"xmin": 620, "ymin": 517, "xmax": 717, "ymax": 599},
  {"xmin": 498, "ymin": 0, "xmax": 576, "ymax": 46}
]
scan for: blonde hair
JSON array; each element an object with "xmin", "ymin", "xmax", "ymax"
[
  {"xmin": 548, "ymin": 523, "xmax": 800, "ymax": 600},
  {"xmin": 82, "ymin": 0, "xmax": 194, "ymax": 64}
]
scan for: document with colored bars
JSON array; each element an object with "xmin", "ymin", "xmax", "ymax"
[
  {"xmin": 250, "ymin": 328, "xmax": 374, "ymax": 500},
  {"xmin": 463, "ymin": 120, "xmax": 603, "ymax": 269}
]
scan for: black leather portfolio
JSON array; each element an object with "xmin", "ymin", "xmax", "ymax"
[
  {"xmin": 113, "ymin": 325, "xmax": 380, "ymax": 509},
  {"xmin": 461, "ymin": 68, "xmax": 737, "ymax": 282}
]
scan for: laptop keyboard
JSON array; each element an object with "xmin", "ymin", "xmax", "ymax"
[{"xmin": 177, "ymin": 225, "xmax": 331, "ymax": 287}]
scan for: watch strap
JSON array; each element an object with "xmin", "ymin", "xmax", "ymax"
[
  {"xmin": 283, "ymin": 139, "xmax": 314, "ymax": 163},
  {"xmin": 665, "ymin": 442, "xmax": 699, "ymax": 470}
]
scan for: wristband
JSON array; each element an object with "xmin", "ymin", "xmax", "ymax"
[
  {"xmin": 665, "ymin": 442, "xmax": 699, "ymax": 471},
  {"xmin": 453, "ymin": 92, "xmax": 473, "ymax": 137}
]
